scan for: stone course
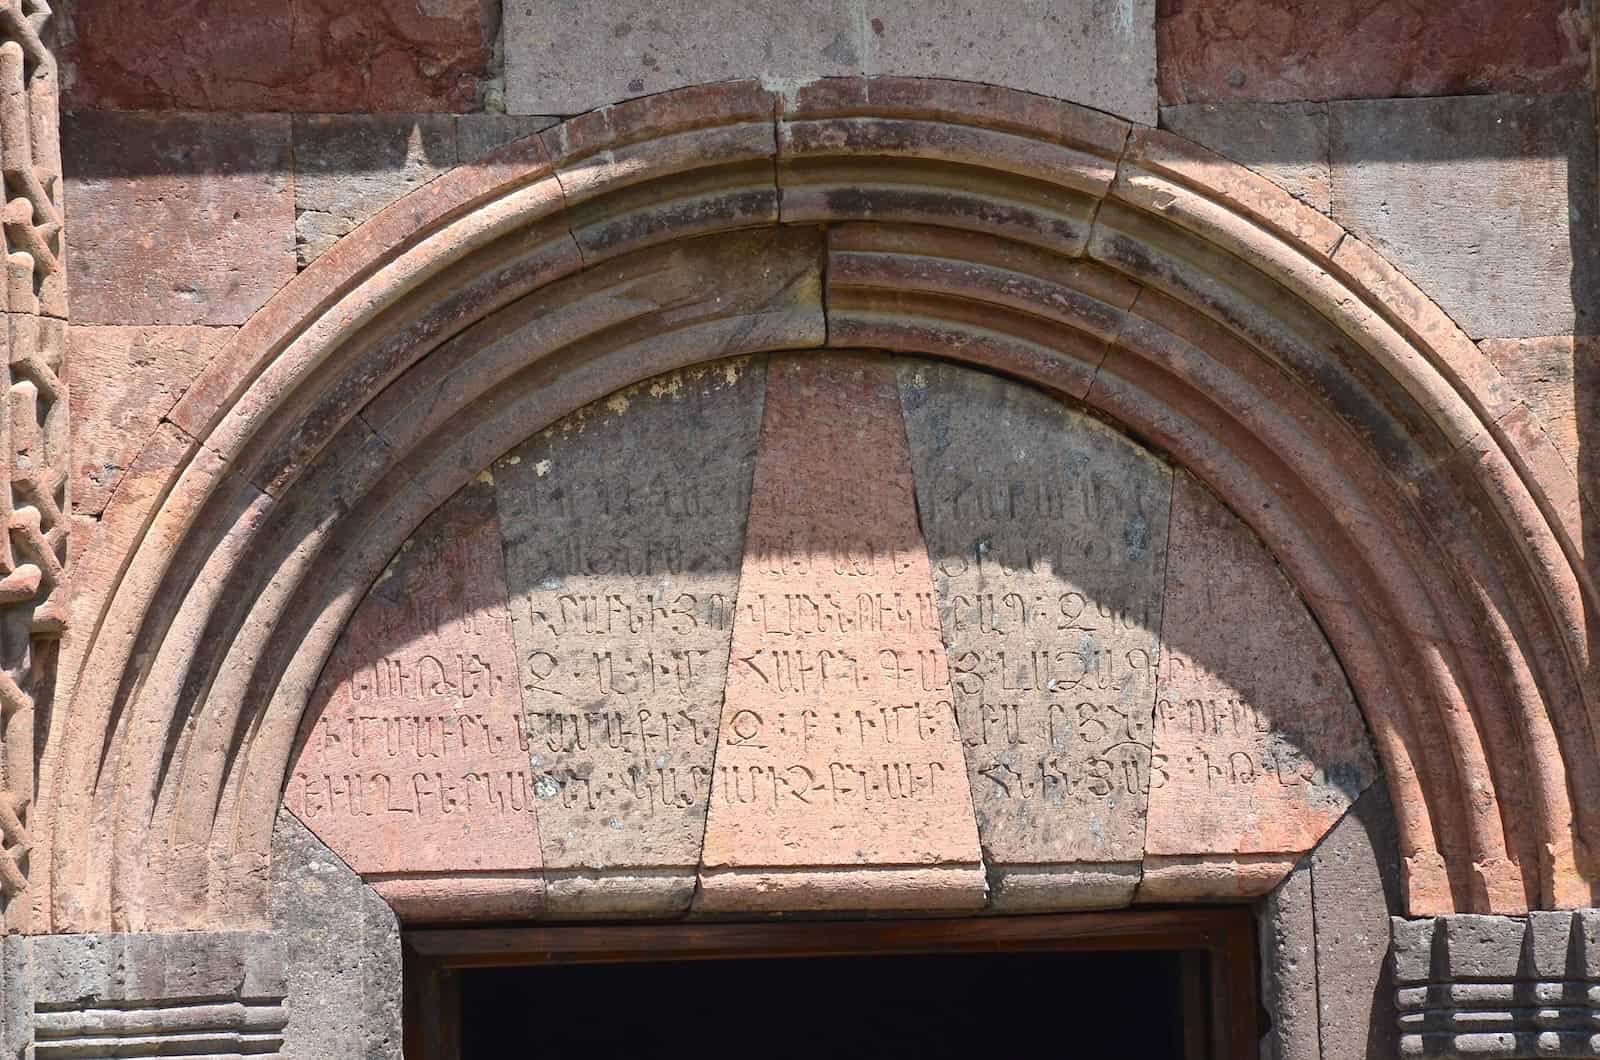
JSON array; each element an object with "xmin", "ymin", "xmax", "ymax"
[
  {"xmin": 1157, "ymin": 0, "xmax": 1591, "ymax": 105},
  {"xmin": 505, "ymin": 0, "xmax": 1157, "ymax": 123},
  {"xmin": 62, "ymin": 111, "xmax": 295, "ymax": 326},
  {"xmin": 1158, "ymin": 102, "xmax": 1330, "ymax": 213},
  {"xmin": 68, "ymin": 326, "xmax": 232, "ymax": 516},
  {"xmin": 61, "ymin": 0, "xmax": 496, "ymax": 113},
  {"xmin": 1327, "ymin": 92, "xmax": 1596, "ymax": 340}
]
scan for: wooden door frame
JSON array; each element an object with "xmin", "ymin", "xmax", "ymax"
[{"xmin": 403, "ymin": 907, "xmax": 1260, "ymax": 1060}]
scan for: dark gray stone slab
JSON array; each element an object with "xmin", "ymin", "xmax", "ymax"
[
  {"xmin": 898, "ymin": 358, "xmax": 1172, "ymax": 909},
  {"xmin": 271, "ymin": 807, "xmax": 401, "ymax": 1060},
  {"xmin": 1259, "ymin": 862, "xmax": 1322, "ymax": 1060},
  {"xmin": 1312, "ymin": 782, "xmax": 1401, "ymax": 1060},
  {"xmin": 494, "ymin": 357, "xmax": 767, "ymax": 915}
]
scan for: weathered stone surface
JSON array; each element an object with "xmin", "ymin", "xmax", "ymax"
[
  {"xmin": 697, "ymin": 353, "xmax": 985, "ymax": 912},
  {"xmin": 292, "ymin": 115, "xmax": 457, "ymax": 268},
  {"xmin": 1481, "ymin": 335, "xmax": 1595, "ymax": 475},
  {"xmin": 68, "ymin": 325, "xmax": 232, "ymax": 516},
  {"xmin": 861, "ymin": 0, "xmax": 1157, "ymax": 124},
  {"xmin": 505, "ymin": 1, "xmax": 1156, "ymax": 124},
  {"xmin": 284, "ymin": 479, "xmax": 542, "ymax": 918},
  {"xmin": 1143, "ymin": 472, "xmax": 1375, "ymax": 897},
  {"xmin": 1258, "ymin": 863, "xmax": 1320, "ymax": 1060},
  {"xmin": 1158, "ymin": 102, "xmax": 1330, "ymax": 213},
  {"xmin": 900, "ymin": 358, "xmax": 1169, "ymax": 910},
  {"xmin": 495, "ymin": 360, "xmax": 766, "ymax": 916},
  {"xmin": 1328, "ymin": 92, "xmax": 1597, "ymax": 340},
  {"xmin": 3, "ymin": 929, "xmax": 289, "ymax": 1057},
  {"xmin": 505, "ymin": 1, "xmax": 858, "ymax": 117},
  {"xmin": 61, "ymin": 0, "xmax": 493, "ymax": 112},
  {"xmin": 63, "ymin": 111, "xmax": 295, "ymax": 325},
  {"xmin": 1157, "ymin": 0, "xmax": 1592, "ymax": 104},
  {"xmin": 456, "ymin": 114, "xmax": 561, "ymax": 163},
  {"xmin": 1312, "ymin": 783, "xmax": 1400, "ymax": 1060},
  {"xmin": 271, "ymin": 808, "xmax": 401, "ymax": 1060}
]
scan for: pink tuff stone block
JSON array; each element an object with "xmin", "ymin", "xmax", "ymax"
[
  {"xmin": 62, "ymin": 0, "xmax": 493, "ymax": 113},
  {"xmin": 284, "ymin": 479, "xmax": 542, "ymax": 914},
  {"xmin": 696, "ymin": 353, "xmax": 986, "ymax": 913}
]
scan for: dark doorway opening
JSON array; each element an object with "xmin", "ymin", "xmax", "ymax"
[
  {"xmin": 405, "ymin": 909, "xmax": 1258, "ymax": 1060},
  {"xmin": 461, "ymin": 949, "xmax": 1189, "ymax": 1058}
]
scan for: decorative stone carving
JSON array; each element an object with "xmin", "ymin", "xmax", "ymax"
[
  {"xmin": 0, "ymin": 0, "xmax": 65, "ymax": 935},
  {"xmin": 1392, "ymin": 912, "xmax": 1600, "ymax": 1059},
  {"xmin": 2, "ymin": 930, "xmax": 288, "ymax": 1058}
]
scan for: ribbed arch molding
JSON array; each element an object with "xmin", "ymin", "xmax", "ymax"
[{"xmin": 37, "ymin": 77, "xmax": 1597, "ymax": 931}]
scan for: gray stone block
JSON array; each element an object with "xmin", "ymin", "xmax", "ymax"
[
  {"xmin": 292, "ymin": 114, "xmax": 458, "ymax": 268},
  {"xmin": 1259, "ymin": 862, "xmax": 1321, "ymax": 1060},
  {"xmin": 503, "ymin": 0, "xmax": 1157, "ymax": 124},
  {"xmin": 457, "ymin": 113, "xmax": 561, "ymax": 162},
  {"xmin": 861, "ymin": 0, "xmax": 1156, "ymax": 124},
  {"xmin": 1329, "ymin": 92, "xmax": 1597, "ymax": 340},
  {"xmin": 1159, "ymin": 102, "xmax": 1330, "ymax": 213},
  {"xmin": 1391, "ymin": 916, "xmax": 1439, "ymax": 985},
  {"xmin": 1311, "ymin": 781, "xmax": 1400, "ymax": 1060},
  {"xmin": 1439, "ymin": 915, "xmax": 1530, "ymax": 981},
  {"xmin": 271, "ymin": 806, "xmax": 401, "ymax": 1060}
]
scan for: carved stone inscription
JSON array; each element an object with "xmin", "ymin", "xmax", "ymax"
[
  {"xmin": 285, "ymin": 480, "xmax": 539, "ymax": 889},
  {"xmin": 495, "ymin": 361, "xmax": 765, "ymax": 914},
  {"xmin": 1141, "ymin": 471, "xmax": 1376, "ymax": 897},
  {"xmin": 697, "ymin": 354, "xmax": 985, "ymax": 911},
  {"xmin": 900, "ymin": 360, "xmax": 1172, "ymax": 909}
]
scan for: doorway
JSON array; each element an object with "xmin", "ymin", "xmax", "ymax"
[{"xmin": 404, "ymin": 909, "xmax": 1259, "ymax": 1059}]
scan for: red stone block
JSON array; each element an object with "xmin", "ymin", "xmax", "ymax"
[
  {"xmin": 62, "ymin": 0, "xmax": 494, "ymax": 112},
  {"xmin": 1157, "ymin": 0, "xmax": 1591, "ymax": 104}
]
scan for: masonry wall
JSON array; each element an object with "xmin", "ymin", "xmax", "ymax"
[{"xmin": 47, "ymin": 3, "xmax": 1599, "ymax": 1058}]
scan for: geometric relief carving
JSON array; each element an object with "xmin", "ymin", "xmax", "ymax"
[
  {"xmin": 0, "ymin": 0, "xmax": 65, "ymax": 933},
  {"xmin": 900, "ymin": 360, "xmax": 1171, "ymax": 910},
  {"xmin": 493, "ymin": 361, "xmax": 765, "ymax": 916},
  {"xmin": 284, "ymin": 351, "xmax": 1376, "ymax": 919}
]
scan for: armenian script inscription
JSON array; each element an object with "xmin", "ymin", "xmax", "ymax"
[{"xmin": 285, "ymin": 351, "xmax": 1375, "ymax": 917}]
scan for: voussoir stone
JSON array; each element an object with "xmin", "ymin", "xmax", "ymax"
[
  {"xmin": 63, "ymin": 111, "xmax": 296, "ymax": 326},
  {"xmin": 68, "ymin": 325, "xmax": 233, "ymax": 517},
  {"xmin": 495, "ymin": 359, "xmax": 767, "ymax": 917},
  {"xmin": 284, "ymin": 478, "xmax": 542, "ymax": 920},
  {"xmin": 900, "ymin": 358, "xmax": 1170, "ymax": 910},
  {"xmin": 696, "ymin": 353, "xmax": 986, "ymax": 913}
]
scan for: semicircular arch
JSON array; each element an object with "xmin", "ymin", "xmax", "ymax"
[{"xmin": 39, "ymin": 77, "xmax": 1598, "ymax": 932}]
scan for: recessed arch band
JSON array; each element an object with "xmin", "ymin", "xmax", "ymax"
[{"xmin": 38, "ymin": 77, "xmax": 1597, "ymax": 931}]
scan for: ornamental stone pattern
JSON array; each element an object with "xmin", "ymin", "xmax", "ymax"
[{"xmin": 0, "ymin": 0, "xmax": 65, "ymax": 937}]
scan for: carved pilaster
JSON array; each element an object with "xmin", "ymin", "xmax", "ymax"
[{"xmin": 0, "ymin": 0, "xmax": 67, "ymax": 935}]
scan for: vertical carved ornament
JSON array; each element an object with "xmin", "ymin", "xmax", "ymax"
[{"xmin": 0, "ymin": 0, "xmax": 65, "ymax": 934}]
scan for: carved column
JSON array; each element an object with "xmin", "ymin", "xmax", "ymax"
[
  {"xmin": 1393, "ymin": 913, "xmax": 1600, "ymax": 1058},
  {"xmin": 0, "ymin": 0, "xmax": 67, "ymax": 936}
]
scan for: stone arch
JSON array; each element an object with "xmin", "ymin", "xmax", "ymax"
[{"xmin": 35, "ymin": 77, "xmax": 1597, "ymax": 932}]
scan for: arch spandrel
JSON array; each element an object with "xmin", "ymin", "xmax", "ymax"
[{"xmin": 38, "ymin": 77, "xmax": 1598, "ymax": 933}]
